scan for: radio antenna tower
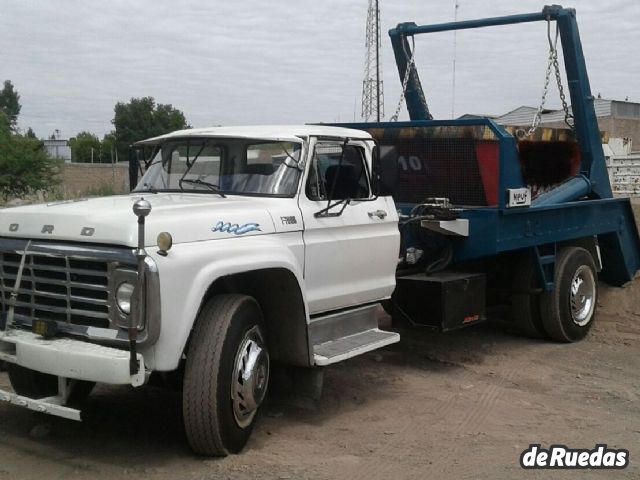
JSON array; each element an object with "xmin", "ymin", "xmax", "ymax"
[{"xmin": 361, "ymin": 0, "xmax": 384, "ymax": 122}]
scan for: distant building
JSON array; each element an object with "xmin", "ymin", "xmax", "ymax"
[
  {"xmin": 43, "ymin": 138, "xmax": 72, "ymax": 162},
  {"xmin": 490, "ymin": 99, "xmax": 640, "ymax": 149},
  {"xmin": 457, "ymin": 113, "xmax": 497, "ymax": 121},
  {"xmin": 462, "ymin": 99, "xmax": 640, "ymax": 196}
]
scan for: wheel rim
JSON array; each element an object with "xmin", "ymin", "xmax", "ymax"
[
  {"xmin": 569, "ymin": 265, "xmax": 596, "ymax": 327},
  {"xmin": 231, "ymin": 325, "xmax": 269, "ymax": 429}
]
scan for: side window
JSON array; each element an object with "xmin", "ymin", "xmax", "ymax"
[{"xmin": 306, "ymin": 143, "xmax": 370, "ymax": 201}]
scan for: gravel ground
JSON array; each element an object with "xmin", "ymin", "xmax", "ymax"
[{"xmin": 0, "ymin": 200, "xmax": 639, "ymax": 479}]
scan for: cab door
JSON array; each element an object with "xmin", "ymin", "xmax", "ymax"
[{"xmin": 298, "ymin": 138, "xmax": 399, "ymax": 314}]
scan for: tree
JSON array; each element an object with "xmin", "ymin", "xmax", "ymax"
[
  {"xmin": 69, "ymin": 131, "xmax": 101, "ymax": 163},
  {"xmin": 24, "ymin": 127, "xmax": 37, "ymax": 139},
  {"xmin": 101, "ymin": 133, "xmax": 117, "ymax": 163},
  {"xmin": 0, "ymin": 112, "xmax": 10, "ymax": 137},
  {"xmin": 0, "ymin": 80, "xmax": 21, "ymax": 130},
  {"xmin": 0, "ymin": 112, "xmax": 60, "ymax": 200},
  {"xmin": 113, "ymin": 97, "xmax": 188, "ymax": 159}
]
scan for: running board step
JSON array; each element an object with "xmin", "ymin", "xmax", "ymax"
[
  {"xmin": 313, "ymin": 328, "xmax": 400, "ymax": 366},
  {"xmin": 0, "ymin": 388, "xmax": 81, "ymax": 421}
]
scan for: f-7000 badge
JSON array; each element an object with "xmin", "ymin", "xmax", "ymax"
[{"xmin": 281, "ymin": 216, "xmax": 297, "ymax": 225}]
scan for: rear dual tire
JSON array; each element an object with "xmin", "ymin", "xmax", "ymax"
[
  {"xmin": 512, "ymin": 246, "xmax": 597, "ymax": 342},
  {"xmin": 511, "ymin": 256, "xmax": 547, "ymax": 338},
  {"xmin": 540, "ymin": 247, "xmax": 598, "ymax": 342}
]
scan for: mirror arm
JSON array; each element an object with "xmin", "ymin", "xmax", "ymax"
[
  {"xmin": 314, "ymin": 198, "xmax": 351, "ymax": 218},
  {"xmin": 324, "ymin": 137, "xmax": 351, "ymax": 210}
]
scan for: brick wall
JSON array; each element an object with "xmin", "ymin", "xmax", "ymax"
[{"xmin": 61, "ymin": 163, "xmax": 130, "ymax": 197}]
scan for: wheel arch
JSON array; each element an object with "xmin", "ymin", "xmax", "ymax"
[
  {"xmin": 186, "ymin": 267, "xmax": 312, "ymax": 368},
  {"xmin": 559, "ymin": 235, "xmax": 601, "ymax": 271}
]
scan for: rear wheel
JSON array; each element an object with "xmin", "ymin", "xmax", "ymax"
[
  {"xmin": 511, "ymin": 256, "xmax": 547, "ymax": 338},
  {"xmin": 540, "ymin": 247, "xmax": 598, "ymax": 342},
  {"xmin": 7, "ymin": 364, "xmax": 95, "ymax": 404},
  {"xmin": 183, "ymin": 294, "xmax": 269, "ymax": 456}
]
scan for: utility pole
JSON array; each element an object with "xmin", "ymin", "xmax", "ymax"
[
  {"xmin": 375, "ymin": 0, "xmax": 381, "ymax": 122},
  {"xmin": 361, "ymin": 0, "xmax": 384, "ymax": 122},
  {"xmin": 451, "ymin": 0, "xmax": 460, "ymax": 119}
]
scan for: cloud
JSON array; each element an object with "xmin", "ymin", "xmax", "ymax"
[{"xmin": 1, "ymin": 0, "xmax": 638, "ymax": 138}]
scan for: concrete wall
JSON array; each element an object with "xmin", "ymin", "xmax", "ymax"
[
  {"xmin": 542, "ymin": 116, "xmax": 640, "ymax": 148},
  {"xmin": 60, "ymin": 163, "xmax": 130, "ymax": 197},
  {"xmin": 601, "ymin": 117, "xmax": 640, "ymax": 148}
]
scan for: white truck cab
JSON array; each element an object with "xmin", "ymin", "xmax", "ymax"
[{"xmin": 0, "ymin": 125, "xmax": 400, "ymax": 456}]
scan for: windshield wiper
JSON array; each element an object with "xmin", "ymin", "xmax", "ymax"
[
  {"xmin": 141, "ymin": 183, "xmax": 158, "ymax": 193},
  {"xmin": 132, "ymin": 183, "xmax": 158, "ymax": 194},
  {"xmin": 280, "ymin": 144, "xmax": 303, "ymax": 171},
  {"xmin": 179, "ymin": 178, "xmax": 226, "ymax": 197}
]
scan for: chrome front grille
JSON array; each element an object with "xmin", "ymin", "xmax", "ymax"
[{"xmin": 0, "ymin": 251, "xmax": 111, "ymax": 328}]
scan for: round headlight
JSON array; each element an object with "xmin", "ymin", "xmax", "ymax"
[
  {"xmin": 116, "ymin": 282, "xmax": 135, "ymax": 315},
  {"xmin": 157, "ymin": 232, "xmax": 173, "ymax": 255}
]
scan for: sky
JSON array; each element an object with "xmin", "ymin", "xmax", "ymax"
[{"xmin": 1, "ymin": 0, "xmax": 639, "ymax": 139}]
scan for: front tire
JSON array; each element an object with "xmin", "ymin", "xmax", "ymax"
[
  {"xmin": 183, "ymin": 294, "xmax": 269, "ymax": 457},
  {"xmin": 540, "ymin": 247, "xmax": 598, "ymax": 342}
]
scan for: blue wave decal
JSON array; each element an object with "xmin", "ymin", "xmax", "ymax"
[{"xmin": 212, "ymin": 221, "xmax": 261, "ymax": 235}]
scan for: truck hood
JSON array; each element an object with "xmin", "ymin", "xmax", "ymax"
[{"xmin": 0, "ymin": 193, "xmax": 283, "ymax": 247}]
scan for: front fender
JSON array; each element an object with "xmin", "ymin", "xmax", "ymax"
[{"xmin": 148, "ymin": 232, "xmax": 307, "ymax": 371}]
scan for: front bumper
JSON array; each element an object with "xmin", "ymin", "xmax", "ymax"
[{"xmin": 0, "ymin": 329, "xmax": 146, "ymax": 387}]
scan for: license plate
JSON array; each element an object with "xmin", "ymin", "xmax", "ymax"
[{"xmin": 32, "ymin": 319, "xmax": 58, "ymax": 338}]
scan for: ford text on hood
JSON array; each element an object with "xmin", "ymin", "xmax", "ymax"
[{"xmin": 0, "ymin": 193, "xmax": 279, "ymax": 247}]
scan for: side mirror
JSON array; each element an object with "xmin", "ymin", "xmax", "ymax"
[{"xmin": 372, "ymin": 145, "xmax": 399, "ymax": 197}]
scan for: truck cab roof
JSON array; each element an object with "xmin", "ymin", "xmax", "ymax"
[{"xmin": 135, "ymin": 124, "xmax": 373, "ymax": 146}]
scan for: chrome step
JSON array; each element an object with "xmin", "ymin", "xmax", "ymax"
[
  {"xmin": 0, "ymin": 389, "xmax": 81, "ymax": 421},
  {"xmin": 308, "ymin": 304, "xmax": 380, "ymax": 346},
  {"xmin": 313, "ymin": 328, "xmax": 399, "ymax": 366}
]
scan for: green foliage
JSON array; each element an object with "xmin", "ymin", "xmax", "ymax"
[
  {"xmin": 113, "ymin": 97, "xmax": 188, "ymax": 159},
  {"xmin": 0, "ymin": 119, "xmax": 60, "ymax": 200},
  {"xmin": 0, "ymin": 80, "xmax": 21, "ymax": 130},
  {"xmin": 101, "ymin": 133, "xmax": 117, "ymax": 162},
  {"xmin": 69, "ymin": 131, "xmax": 101, "ymax": 163},
  {"xmin": 82, "ymin": 183, "xmax": 116, "ymax": 197},
  {"xmin": 24, "ymin": 127, "xmax": 37, "ymax": 139},
  {"xmin": 0, "ymin": 112, "xmax": 10, "ymax": 137}
]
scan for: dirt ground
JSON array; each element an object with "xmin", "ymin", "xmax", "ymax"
[{"xmin": 1, "ymin": 205, "xmax": 640, "ymax": 479}]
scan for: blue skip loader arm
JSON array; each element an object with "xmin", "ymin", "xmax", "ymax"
[{"xmin": 389, "ymin": 5, "xmax": 612, "ymax": 201}]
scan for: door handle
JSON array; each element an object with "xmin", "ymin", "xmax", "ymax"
[{"xmin": 368, "ymin": 210, "xmax": 387, "ymax": 220}]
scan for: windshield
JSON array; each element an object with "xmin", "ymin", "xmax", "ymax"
[{"xmin": 135, "ymin": 138, "xmax": 302, "ymax": 197}]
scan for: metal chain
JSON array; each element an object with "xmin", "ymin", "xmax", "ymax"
[
  {"xmin": 525, "ymin": 27, "xmax": 555, "ymax": 136},
  {"xmin": 552, "ymin": 43, "xmax": 574, "ymax": 129},
  {"xmin": 391, "ymin": 36, "xmax": 417, "ymax": 122},
  {"xmin": 526, "ymin": 19, "xmax": 574, "ymax": 136}
]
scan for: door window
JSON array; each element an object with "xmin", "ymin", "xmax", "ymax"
[{"xmin": 307, "ymin": 143, "xmax": 370, "ymax": 201}]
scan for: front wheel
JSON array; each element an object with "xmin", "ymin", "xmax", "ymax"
[
  {"xmin": 183, "ymin": 294, "xmax": 269, "ymax": 456},
  {"xmin": 540, "ymin": 247, "xmax": 598, "ymax": 342}
]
